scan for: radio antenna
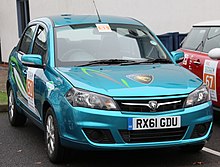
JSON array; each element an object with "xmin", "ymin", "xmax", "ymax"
[{"xmin": 93, "ymin": 0, "xmax": 101, "ymax": 22}]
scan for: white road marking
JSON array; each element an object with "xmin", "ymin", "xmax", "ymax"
[{"xmin": 202, "ymin": 147, "xmax": 220, "ymax": 157}]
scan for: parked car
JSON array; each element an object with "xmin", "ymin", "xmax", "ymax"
[
  {"xmin": 7, "ymin": 15, "xmax": 212, "ymax": 163},
  {"xmin": 179, "ymin": 20, "xmax": 220, "ymax": 111}
]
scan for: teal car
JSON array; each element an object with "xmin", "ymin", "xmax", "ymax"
[{"xmin": 7, "ymin": 15, "xmax": 213, "ymax": 163}]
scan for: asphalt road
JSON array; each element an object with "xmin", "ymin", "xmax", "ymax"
[{"xmin": 1, "ymin": 112, "xmax": 220, "ymax": 167}]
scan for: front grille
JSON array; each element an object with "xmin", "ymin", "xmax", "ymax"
[
  {"xmin": 119, "ymin": 126, "xmax": 187, "ymax": 143},
  {"xmin": 116, "ymin": 97, "xmax": 186, "ymax": 112}
]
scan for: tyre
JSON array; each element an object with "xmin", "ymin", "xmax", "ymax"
[
  {"xmin": 45, "ymin": 107, "xmax": 65, "ymax": 163},
  {"xmin": 8, "ymin": 87, "xmax": 27, "ymax": 126},
  {"xmin": 180, "ymin": 143, "xmax": 205, "ymax": 152}
]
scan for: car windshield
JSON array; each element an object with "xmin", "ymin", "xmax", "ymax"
[{"xmin": 55, "ymin": 24, "xmax": 171, "ymax": 66}]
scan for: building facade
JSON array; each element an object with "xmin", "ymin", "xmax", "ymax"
[{"xmin": 1, "ymin": 0, "xmax": 220, "ymax": 63}]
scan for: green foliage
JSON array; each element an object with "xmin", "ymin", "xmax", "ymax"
[{"xmin": 0, "ymin": 91, "xmax": 7, "ymax": 105}]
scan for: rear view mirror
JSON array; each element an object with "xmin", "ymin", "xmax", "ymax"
[
  {"xmin": 171, "ymin": 51, "xmax": 184, "ymax": 63},
  {"xmin": 208, "ymin": 48, "xmax": 220, "ymax": 60},
  {"xmin": 21, "ymin": 54, "xmax": 43, "ymax": 67}
]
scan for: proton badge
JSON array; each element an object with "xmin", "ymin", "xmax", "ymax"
[{"xmin": 148, "ymin": 101, "xmax": 158, "ymax": 111}]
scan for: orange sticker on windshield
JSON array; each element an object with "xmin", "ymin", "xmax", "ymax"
[{"xmin": 96, "ymin": 24, "xmax": 112, "ymax": 32}]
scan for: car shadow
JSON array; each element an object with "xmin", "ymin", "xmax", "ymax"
[
  {"xmin": 19, "ymin": 119, "xmax": 213, "ymax": 167},
  {"xmin": 63, "ymin": 148, "xmax": 206, "ymax": 167}
]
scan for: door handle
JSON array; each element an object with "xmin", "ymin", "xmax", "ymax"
[{"xmin": 193, "ymin": 60, "xmax": 201, "ymax": 65}]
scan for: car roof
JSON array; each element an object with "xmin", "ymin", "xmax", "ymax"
[
  {"xmin": 43, "ymin": 14, "xmax": 144, "ymax": 27},
  {"xmin": 193, "ymin": 20, "xmax": 220, "ymax": 27}
]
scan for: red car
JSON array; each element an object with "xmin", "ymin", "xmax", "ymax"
[{"xmin": 179, "ymin": 20, "xmax": 220, "ymax": 111}]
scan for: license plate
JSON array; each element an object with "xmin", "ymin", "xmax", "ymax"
[{"xmin": 128, "ymin": 116, "xmax": 181, "ymax": 130}]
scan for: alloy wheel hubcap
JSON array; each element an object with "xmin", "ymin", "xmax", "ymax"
[
  {"xmin": 46, "ymin": 115, "xmax": 55, "ymax": 155},
  {"xmin": 8, "ymin": 90, "xmax": 14, "ymax": 120}
]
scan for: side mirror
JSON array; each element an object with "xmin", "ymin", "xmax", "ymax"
[
  {"xmin": 21, "ymin": 54, "xmax": 43, "ymax": 67},
  {"xmin": 208, "ymin": 48, "xmax": 220, "ymax": 60},
  {"xmin": 171, "ymin": 51, "xmax": 184, "ymax": 63}
]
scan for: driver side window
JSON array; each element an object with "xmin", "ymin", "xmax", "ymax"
[
  {"xmin": 32, "ymin": 26, "xmax": 48, "ymax": 63},
  {"xmin": 18, "ymin": 25, "xmax": 37, "ymax": 54}
]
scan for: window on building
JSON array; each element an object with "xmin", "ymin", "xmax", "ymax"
[{"xmin": 17, "ymin": 0, "xmax": 30, "ymax": 37}]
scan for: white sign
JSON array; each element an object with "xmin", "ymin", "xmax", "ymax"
[
  {"xmin": 128, "ymin": 116, "xmax": 181, "ymax": 130},
  {"xmin": 203, "ymin": 60, "xmax": 218, "ymax": 101},
  {"xmin": 26, "ymin": 67, "xmax": 39, "ymax": 117}
]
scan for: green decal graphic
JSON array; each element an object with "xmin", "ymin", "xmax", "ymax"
[
  {"xmin": 81, "ymin": 67, "xmax": 130, "ymax": 88},
  {"xmin": 81, "ymin": 67, "xmax": 106, "ymax": 76},
  {"xmin": 11, "ymin": 56, "xmax": 26, "ymax": 87},
  {"xmin": 121, "ymin": 79, "xmax": 130, "ymax": 88},
  {"xmin": 81, "ymin": 67, "xmax": 92, "ymax": 76},
  {"xmin": 13, "ymin": 67, "xmax": 28, "ymax": 99},
  {"xmin": 95, "ymin": 73, "xmax": 124, "ymax": 86},
  {"xmin": 10, "ymin": 67, "xmax": 15, "ymax": 83}
]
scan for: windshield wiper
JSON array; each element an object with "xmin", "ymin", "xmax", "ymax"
[
  {"xmin": 121, "ymin": 58, "xmax": 173, "ymax": 66},
  {"xmin": 148, "ymin": 58, "xmax": 173, "ymax": 63},
  {"xmin": 76, "ymin": 59, "xmax": 136, "ymax": 67}
]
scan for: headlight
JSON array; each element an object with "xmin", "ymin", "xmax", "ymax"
[
  {"xmin": 185, "ymin": 84, "xmax": 210, "ymax": 108},
  {"xmin": 65, "ymin": 88, "xmax": 119, "ymax": 110}
]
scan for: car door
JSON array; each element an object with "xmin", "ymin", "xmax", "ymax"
[
  {"xmin": 11, "ymin": 25, "xmax": 37, "ymax": 111},
  {"xmin": 202, "ymin": 27, "xmax": 220, "ymax": 106},
  {"xmin": 26, "ymin": 24, "xmax": 49, "ymax": 121},
  {"xmin": 180, "ymin": 27, "xmax": 209, "ymax": 79}
]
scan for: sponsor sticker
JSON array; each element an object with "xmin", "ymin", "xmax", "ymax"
[
  {"xmin": 182, "ymin": 54, "xmax": 189, "ymax": 65},
  {"xmin": 27, "ymin": 67, "xmax": 37, "ymax": 110},
  {"xmin": 203, "ymin": 60, "xmax": 218, "ymax": 101}
]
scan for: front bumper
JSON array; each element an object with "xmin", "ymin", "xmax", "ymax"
[{"xmin": 58, "ymin": 101, "xmax": 213, "ymax": 150}]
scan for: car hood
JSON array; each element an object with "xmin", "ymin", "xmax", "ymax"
[{"xmin": 56, "ymin": 64, "xmax": 202, "ymax": 97}]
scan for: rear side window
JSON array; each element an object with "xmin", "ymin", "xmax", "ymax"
[
  {"xmin": 182, "ymin": 27, "xmax": 208, "ymax": 51},
  {"xmin": 19, "ymin": 25, "xmax": 37, "ymax": 54},
  {"xmin": 203, "ymin": 27, "xmax": 220, "ymax": 53}
]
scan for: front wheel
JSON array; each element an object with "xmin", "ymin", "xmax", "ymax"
[
  {"xmin": 45, "ymin": 107, "xmax": 66, "ymax": 163},
  {"xmin": 8, "ymin": 87, "xmax": 27, "ymax": 126}
]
